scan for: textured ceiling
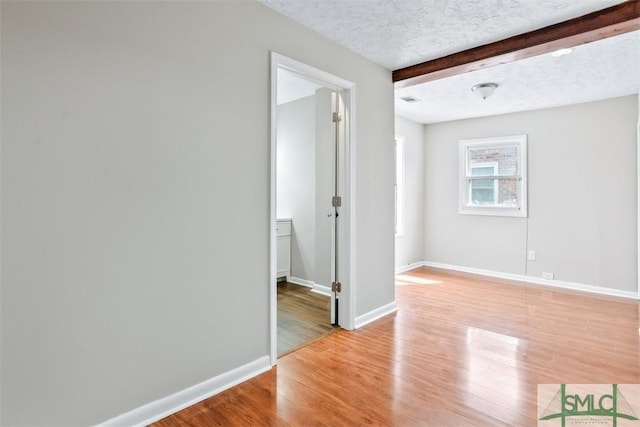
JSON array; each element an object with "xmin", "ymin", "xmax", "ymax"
[
  {"xmin": 396, "ymin": 30, "xmax": 640, "ymax": 123},
  {"xmin": 261, "ymin": 0, "xmax": 623, "ymax": 70},
  {"xmin": 261, "ymin": 0, "xmax": 639, "ymax": 124}
]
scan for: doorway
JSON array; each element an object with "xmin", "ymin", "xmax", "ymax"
[
  {"xmin": 275, "ymin": 72, "xmax": 336, "ymax": 356},
  {"xmin": 269, "ymin": 53, "xmax": 356, "ymax": 364}
]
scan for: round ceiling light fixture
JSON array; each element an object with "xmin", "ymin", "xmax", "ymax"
[{"xmin": 471, "ymin": 82, "xmax": 498, "ymax": 100}]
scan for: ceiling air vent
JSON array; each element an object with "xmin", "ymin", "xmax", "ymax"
[{"xmin": 400, "ymin": 96, "xmax": 421, "ymax": 103}]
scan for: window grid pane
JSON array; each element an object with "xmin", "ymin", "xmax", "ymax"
[
  {"xmin": 467, "ymin": 178, "xmax": 520, "ymax": 207},
  {"xmin": 467, "ymin": 145, "xmax": 519, "ymax": 177}
]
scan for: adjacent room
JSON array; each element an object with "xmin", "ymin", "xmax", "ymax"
[{"xmin": 395, "ymin": 30, "xmax": 638, "ymax": 300}]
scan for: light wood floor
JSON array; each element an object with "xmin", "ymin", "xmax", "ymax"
[
  {"xmin": 277, "ymin": 281, "xmax": 334, "ymax": 356},
  {"xmin": 154, "ymin": 267, "xmax": 640, "ymax": 426}
]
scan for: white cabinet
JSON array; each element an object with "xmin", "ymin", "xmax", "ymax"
[{"xmin": 277, "ymin": 219, "xmax": 292, "ymax": 280}]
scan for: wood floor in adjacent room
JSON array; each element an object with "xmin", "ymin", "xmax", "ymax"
[
  {"xmin": 153, "ymin": 267, "xmax": 640, "ymax": 426},
  {"xmin": 277, "ymin": 281, "xmax": 334, "ymax": 356}
]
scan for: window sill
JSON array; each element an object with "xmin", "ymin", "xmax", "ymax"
[{"xmin": 459, "ymin": 206, "xmax": 527, "ymax": 218}]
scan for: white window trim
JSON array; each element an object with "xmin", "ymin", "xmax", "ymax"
[
  {"xmin": 458, "ymin": 135, "xmax": 528, "ymax": 218},
  {"xmin": 395, "ymin": 136, "xmax": 405, "ymax": 237}
]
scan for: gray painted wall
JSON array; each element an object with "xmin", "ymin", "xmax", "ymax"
[
  {"xmin": 424, "ymin": 95, "xmax": 638, "ymax": 292},
  {"xmin": 395, "ymin": 116, "xmax": 425, "ymax": 269},
  {"xmin": 0, "ymin": 1, "xmax": 395, "ymax": 425}
]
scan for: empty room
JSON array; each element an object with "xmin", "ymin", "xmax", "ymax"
[{"xmin": 1, "ymin": 0, "xmax": 638, "ymax": 426}]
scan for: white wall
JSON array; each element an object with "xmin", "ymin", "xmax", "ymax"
[
  {"xmin": 395, "ymin": 116, "xmax": 425, "ymax": 269},
  {"xmin": 277, "ymin": 95, "xmax": 316, "ymax": 281},
  {"xmin": 424, "ymin": 95, "xmax": 638, "ymax": 292},
  {"xmin": 0, "ymin": 1, "xmax": 395, "ymax": 425}
]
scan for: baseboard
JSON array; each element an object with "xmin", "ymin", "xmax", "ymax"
[
  {"xmin": 395, "ymin": 261, "xmax": 425, "ymax": 274},
  {"xmin": 97, "ymin": 356, "xmax": 272, "ymax": 427},
  {"xmin": 423, "ymin": 261, "xmax": 639, "ymax": 300},
  {"xmin": 288, "ymin": 276, "xmax": 314, "ymax": 288},
  {"xmin": 354, "ymin": 301, "xmax": 398, "ymax": 329},
  {"xmin": 289, "ymin": 277, "xmax": 331, "ymax": 297},
  {"xmin": 311, "ymin": 283, "xmax": 332, "ymax": 297}
]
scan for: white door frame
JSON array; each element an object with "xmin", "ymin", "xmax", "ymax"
[
  {"xmin": 269, "ymin": 52, "xmax": 357, "ymax": 365},
  {"xmin": 637, "ymin": 93, "xmax": 640, "ymax": 299}
]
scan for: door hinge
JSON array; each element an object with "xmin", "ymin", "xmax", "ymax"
[
  {"xmin": 332, "ymin": 111, "xmax": 342, "ymax": 123},
  {"xmin": 331, "ymin": 281, "xmax": 342, "ymax": 293},
  {"xmin": 331, "ymin": 196, "xmax": 342, "ymax": 207}
]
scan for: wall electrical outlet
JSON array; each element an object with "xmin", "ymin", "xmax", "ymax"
[
  {"xmin": 528, "ymin": 250, "xmax": 536, "ymax": 261},
  {"xmin": 542, "ymin": 272, "xmax": 554, "ymax": 280}
]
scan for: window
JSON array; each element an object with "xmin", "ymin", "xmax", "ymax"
[
  {"xmin": 459, "ymin": 135, "xmax": 527, "ymax": 217},
  {"xmin": 395, "ymin": 137, "xmax": 405, "ymax": 236}
]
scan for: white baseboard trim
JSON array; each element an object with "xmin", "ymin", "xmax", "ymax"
[
  {"xmin": 288, "ymin": 276, "xmax": 314, "ymax": 288},
  {"xmin": 97, "ymin": 356, "xmax": 271, "ymax": 427},
  {"xmin": 354, "ymin": 301, "xmax": 398, "ymax": 329},
  {"xmin": 288, "ymin": 277, "xmax": 331, "ymax": 297},
  {"xmin": 395, "ymin": 261, "xmax": 425, "ymax": 274},
  {"xmin": 423, "ymin": 261, "xmax": 639, "ymax": 300},
  {"xmin": 312, "ymin": 284, "xmax": 332, "ymax": 297}
]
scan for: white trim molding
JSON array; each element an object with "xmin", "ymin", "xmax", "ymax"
[
  {"xmin": 288, "ymin": 277, "xmax": 332, "ymax": 297},
  {"xmin": 423, "ymin": 261, "xmax": 638, "ymax": 300},
  {"xmin": 97, "ymin": 356, "xmax": 271, "ymax": 427},
  {"xmin": 312, "ymin": 284, "xmax": 332, "ymax": 297},
  {"xmin": 288, "ymin": 277, "xmax": 314, "ymax": 288},
  {"xmin": 394, "ymin": 136, "xmax": 405, "ymax": 238},
  {"xmin": 395, "ymin": 261, "xmax": 425, "ymax": 275},
  {"xmin": 637, "ymin": 92, "xmax": 640, "ymax": 299},
  {"xmin": 354, "ymin": 301, "xmax": 398, "ymax": 329}
]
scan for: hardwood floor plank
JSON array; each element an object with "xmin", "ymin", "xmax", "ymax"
[
  {"xmin": 277, "ymin": 282, "xmax": 335, "ymax": 356},
  {"xmin": 153, "ymin": 267, "xmax": 640, "ymax": 426}
]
